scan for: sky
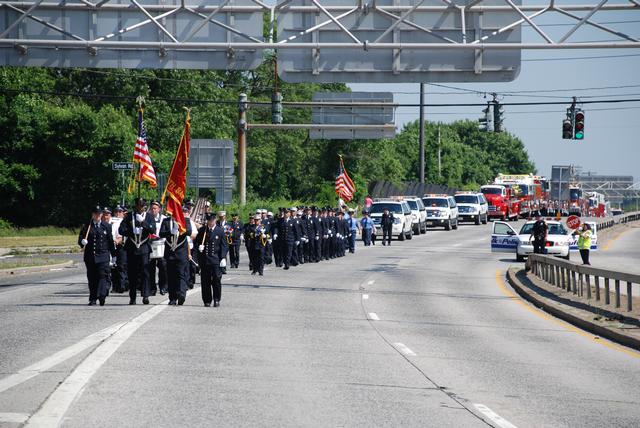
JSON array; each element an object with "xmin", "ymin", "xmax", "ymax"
[{"xmin": 348, "ymin": 2, "xmax": 640, "ymax": 182}]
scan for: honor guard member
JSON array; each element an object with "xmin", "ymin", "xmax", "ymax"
[
  {"xmin": 380, "ymin": 207, "xmax": 394, "ymax": 246},
  {"xmin": 347, "ymin": 208, "xmax": 359, "ymax": 253},
  {"xmin": 196, "ymin": 213, "xmax": 228, "ymax": 307},
  {"xmin": 217, "ymin": 211, "xmax": 228, "ymax": 274},
  {"xmin": 310, "ymin": 207, "xmax": 322, "ymax": 262},
  {"xmin": 328, "ymin": 209, "xmax": 338, "ymax": 259},
  {"xmin": 148, "ymin": 200, "xmax": 168, "ymax": 295},
  {"xmin": 273, "ymin": 209, "xmax": 285, "ymax": 267},
  {"xmin": 227, "ymin": 213, "xmax": 243, "ymax": 268},
  {"xmin": 303, "ymin": 207, "xmax": 314, "ymax": 263},
  {"xmin": 160, "ymin": 210, "xmax": 192, "ymax": 306},
  {"xmin": 294, "ymin": 209, "xmax": 306, "ymax": 265},
  {"xmin": 119, "ymin": 198, "xmax": 155, "ymax": 305},
  {"xmin": 320, "ymin": 208, "xmax": 330, "ymax": 260},
  {"xmin": 184, "ymin": 202, "xmax": 198, "ymax": 289},
  {"xmin": 110, "ymin": 205, "xmax": 128, "ymax": 292},
  {"xmin": 283, "ymin": 207, "xmax": 299, "ymax": 269},
  {"xmin": 79, "ymin": 206, "xmax": 116, "ymax": 306},
  {"xmin": 244, "ymin": 213, "xmax": 254, "ymax": 271},
  {"xmin": 250, "ymin": 214, "xmax": 270, "ymax": 276},
  {"xmin": 336, "ymin": 210, "xmax": 349, "ymax": 257}
]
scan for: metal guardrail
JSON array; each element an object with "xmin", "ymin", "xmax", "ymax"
[
  {"xmin": 595, "ymin": 211, "xmax": 640, "ymax": 232},
  {"xmin": 527, "ymin": 254, "xmax": 640, "ymax": 312}
]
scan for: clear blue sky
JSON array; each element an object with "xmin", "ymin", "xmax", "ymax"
[{"xmin": 349, "ymin": 4, "xmax": 640, "ymax": 182}]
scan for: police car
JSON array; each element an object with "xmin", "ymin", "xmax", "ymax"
[
  {"xmin": 369, "ymin": 200, "xmax": 413, "ymax": 240},
  {"xmin": 422, "ymin": 195, "xmax": 459, "ymax": 231},
  {"xmin": 454, "ymin": 192, "xmax": 488, "ymax": 225},
  {"xmin": 389, "ymin": 196, "xmax": 427, "ymax": 235},
  {"xmin": 491, "ymin": 220, "xmax": 574, "ymax": 262}
]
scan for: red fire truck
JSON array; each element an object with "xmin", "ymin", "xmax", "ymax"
[{"xmin": 481, "ymin": 184, "xmax": 521, "ymax": 221}]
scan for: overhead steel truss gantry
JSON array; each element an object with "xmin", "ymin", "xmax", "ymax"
[{"xmin": 0, "ymin": 1, "xmax": 639, "ymax": 75}]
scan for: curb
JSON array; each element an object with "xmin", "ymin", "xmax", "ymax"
[
  {"xmin": 0, "ymin": 260, "xmax": 76, "ymax": 277},
  {"xmin": 506, "ymin": 268, "xmax": 640, "ymax": 352}
]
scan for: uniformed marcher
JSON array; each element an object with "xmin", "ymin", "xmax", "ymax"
[
  {"xmin": 196, "ymin": 213, "xmax": 228, "ymax": 307},
  {"xmin": 320, "ymin": 208, "xmax": 331, "ymax": 260},
  {"xmin": 148, "ymin": 200, "xmax": 168, "ymax": 295},
  {"xmin": 273, "ymin": 209, "xmax": 286, "ymax": 267},
  {"xmin": 310, "ymin": 207, "xmax": 322, "ymax": 262},
  {"xmin": 160, "ymin": 208, "xmax": 192, "ymax": 306},
  {"xmin": 250, "ymin": 214, "xmax": 270, "ymax": 275},
  {"xmin": 109, "ymin": 206, "xmax": 128, "ymax": 293},
  {"xmin": 227, "ymin": 213, "xmax": 243, "ymax": 268},
  {"xmin": 79, "ymin": 206, "xmax": 116, "ymax": 306},
  {"xmin": 119, "ymin": 198, "xmax": 156, "ymax": 305},
  {"xmin": 295, "ymin": 209, "xmax": 306, "ymax": 264},
  {"xmin": 184, "ymin": 202, "xmax": 198, "ymax": 289},
  {"xmin": 283, "ymin": 207, "xmax": 299, "ymax": 269},
  {"xmin": 380, "ymin": 207, "xmax": 394, "ymax": 246},
  {"xmin": 244, "ymin": 213, "xmax": 254, "ymax": 271},
  {"xmin": 347, "ymin": 208, "xmax": 359, "ymax": 253},
  {"xmin": 217, "ymin": 211, "xmax": 228, "ymax": 274}
]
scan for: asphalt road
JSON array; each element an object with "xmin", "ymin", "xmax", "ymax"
[{"xmin": 0, "ymin": 221, "xmax": 639, "ymax": 428}]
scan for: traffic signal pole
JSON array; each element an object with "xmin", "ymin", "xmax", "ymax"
[
  {"xmin": 419, "ymin": 83, "xmax": 425, "ymax": 184},
  {"xmin": 238, "ymin": 93, "xmax": 247, "ymax": 205}
]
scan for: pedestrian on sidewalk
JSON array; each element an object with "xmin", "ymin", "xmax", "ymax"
[{"xmin": 574, "ymin": 223, "xmax": 592, "ymax": 265}]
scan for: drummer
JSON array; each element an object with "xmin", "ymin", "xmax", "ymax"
[{"xmin": 148, "ymin": 200, "xmax": 168, "ymax": 296}]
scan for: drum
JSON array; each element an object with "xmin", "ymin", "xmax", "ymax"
[{"xmin": 150, "ymin": 239, "xmax": 165, "ymax": 259}]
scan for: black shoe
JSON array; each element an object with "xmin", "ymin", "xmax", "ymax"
[
  {"xmin": 178, "ymin": 296, "xmax": 185, "ymax": 306},
  {"xmin": 204, "ymin": 303, "xmax": 211, "ymax": 307},
  {"xmin": 188, "ymin": 283, "xmax": 194, "ymax": 290},
  {"xmin": 251, "ymin": 271, "xmax": 256, "ymax": 275},
  {"xmin": 88, "ymin": 301, "xmax": 96, "ymax": 306},
  {"xmin": 159, "ymin": 288, "xmax": 166, "ymax": 296},
  {"xmin": 168, "ymin": 300, "xmax": 176, "ymax": 305},
  {"xmin": 150, "ymin": 291, "xmax": 157, "ymax": 296},
  {"xmin": 142, "ymin": 297, "xmax": 149, "ymax": 305},
  {"xmin": 213, "ymin": 300, "xmax": 220, "ymax": 307},
  {"xmin": 99, "ymin": 297, "xmax": 105, "ymax": 306},
  {"xmin": 382, "ymin": 241, "xmax": 386, "ymax": 246},
  {"xmin": 129, "ymin": 299, "xmax": 136, "ymax": 305},
  {"xmin": 283, "ymin": 266, "xmax": 289, "ymax": 270},
  {"xmin": 259, "ymin": 272, "xmax": 263, "ymax": 276}
]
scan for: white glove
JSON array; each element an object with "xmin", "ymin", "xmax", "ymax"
[
  {"xmin": 240, "ymin": 235, "xmax": 245, "ymax": 242},
  {"xmin": 337, "ymin": 233, "xmax": 341, "ymax": 238},
  {"xmin": 273, "ymin": 234, "xmax": 278, "ymax": 240},
  {"xmin": 110, "ymin": 256, "xmax": 116, "ymax": 267},
  {"xmin": 295, "ymin": 241, "xmax": 300, "ymax": 246},
  {"xmin": 268, "ymin": 238, "xmax": 273, "ymax": 244},
  {"xmin": 81, "ymin": 239, "xmax": 88, "ymax": 246},
  {"xmin": 135, "ymin": 214, "xmax": 144, "ymax": 222},
  {"xmin": 315, "ymin": 236, "xmax": 319, "ymax": 241},
  {"xmin": 220, "ymin": 259, "xmax": 227, "ymax": 268},
  {"xmin": 261, "ymin": 233, "xmax": 267, "ymax": 239},
  {"xmin": 198, "ymin": 244, "xmax": 205, "ymax": 252},
  {"xmin": 134, "ymin": 227, "xmax": 142, "ymax": 235}
]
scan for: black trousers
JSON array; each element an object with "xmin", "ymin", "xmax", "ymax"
[
  {"xmin": 85, "ymin": 260, "xmax": 110, "ymax": 302},
  {"xmin": 148, "ymin": 257, "xmax": 167, "ymax": 292},
  {"xmin": 533, "ymin": 239, "xmax": 546, "ymax": 254},
  {"xmin": 382, "ymin": 227, "xmax": 392, "ymax": 244},
  {"xmin": 201, "ymin": 263, "xmax": 222, "ymax": 304},
  {"xmin": 167, "ymin": 258, "xmax": 188, "ymax": 301},
  {"xmin": 579, "ymin": 249, "xmax": 590, "ymax": 265},
  {"xmin": 229, "ymin": 243, "xmax": 240, "ymax": 267},
  {"xmin": 312, "ymin": 238, "xmax": 321, "ymax": 261},
  {"xmin": 274, "ymin": 240, "xmax": 283, "ymax": 267},
  {"xmin": 252, "ymin": 246, "xmax": 265, "ymax": 274},
  {"xmin": 285, "ymin": 241, "xmax": 297, "ymax": 267},
  {"xmin": 127, "ymin": 252, "xmax": 150, "ymax": 300},
  {"xmin": 113, "ymin": 246, "xmax": 128, "ymax": 291}
]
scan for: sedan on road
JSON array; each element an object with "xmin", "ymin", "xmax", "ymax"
[{"xmin": 491, "ymin": 220, "xmax": 571, "ymax": 262}]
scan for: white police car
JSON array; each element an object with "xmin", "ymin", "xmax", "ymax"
[
  {"xmin": 369, "ymin": 201, "xmax": 413, "ymax": 241},
  {"xmin": 454, "ymin": 192, "xmax": 488, "ymax": 225},
  {"xmin": 422, "ymin": 195, "xmax": 458, "ymax": 231},
  {"xmin": 491, "ymin": 220, "xmax": 572, "ymax": 262}
]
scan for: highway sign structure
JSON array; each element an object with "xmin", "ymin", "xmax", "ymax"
[{"xmin": 188, "ymin": 139, "xmax": 234, "ymax": 205}]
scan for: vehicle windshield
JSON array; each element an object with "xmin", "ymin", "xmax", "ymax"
[
  {"xmin": 482, "ymin": 188, "xmax": 502, "ymax": 195},
  {"xmin": 370, "ymin": 203, "xmax": 403, "ymax": 214},
  {"xmin": 519, "ymin": 223, "xmax": 568, "ymax": 235},
  {"xmin": 454, "ymin": 195, "xmax": 478, "ymax": 204},
  {"xmin": 570, "ymin": 188, "xmax": 581, "ymax": 201},
  {"xmin": 423, "ymin": 198, "xmax": 448, "ymax": 208},
  {"xmin": 407, "ymin": 200, "xmax": 418, "ymax": 210}
]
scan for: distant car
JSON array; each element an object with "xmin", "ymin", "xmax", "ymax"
[
  {"xmin": 422, "ymin": 195, "xmax": 459, "ymax": 231},
  {"xmin": 369, "ymin": 201, "xmax": 413, "ymax": 241},
  {"xmin": 404, "ymin": 197, "xmax": 427, "ymax": 234},
  {"xmin": 491, "ymin": 220, "xmax": 571, "ymax": 262},
  {"xmin": 454, "ymin": 192, "xmax": 488, "ymax": 225}
]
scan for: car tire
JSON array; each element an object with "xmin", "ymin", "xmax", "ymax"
[
  {"xmin": 407, "ymin": 229, "xmax": 413, "ymax": 240},
  {"xmin": 475, "ymin": 216, "xmax": 481, "ymax": 225},
  {"xmin": 452, "ymin": 219, "xmax": 458, "ymax": 230},
  {"xmin": 562, "ymin": 253, "xmax": 570, "ymax": 260},
  {"xmin": 398, "ymin": 231, "xmax": 405, "ymax": 241},
  {"xmin": 482, "ymin": 214, "xmax": 488, "ymax": 225},
  {"xmin": 516, "ymin": 254, "xmax": 525, "ymax": 262},
  {"xmin": 445, "ymin": 220, "xmax": 451, "ymax": 231}
]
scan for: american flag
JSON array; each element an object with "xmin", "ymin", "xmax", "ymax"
[
  {"xmin": 133, "ymin": 109, "xmax": 157, "ymax": 188},
  {"xmin": 335, "ymin": 156, "xmax": 355, "ymax": 202}
]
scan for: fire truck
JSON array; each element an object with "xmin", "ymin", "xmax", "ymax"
[
  {"xmin": 568, "ymin": 185, "xmax": 583, "ymax": 216},
  {"xmin": 480, "ymin": 184, "xmax": 520, "ymax": 221}
]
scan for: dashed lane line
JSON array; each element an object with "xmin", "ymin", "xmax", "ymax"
[
  {"xmin": 393, "ymin": 342, "xmax": 416, "ymax": 356},
  {"xmin": 474, "ymin": 404, "xmax": 518, "ymax": 428}
]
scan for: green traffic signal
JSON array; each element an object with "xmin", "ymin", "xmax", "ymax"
[{"xmin": 574, "ymin": 109, "xmax": 585, "ymax": 140}]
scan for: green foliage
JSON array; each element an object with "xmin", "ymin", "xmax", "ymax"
[{"xmin": 0, "ymin": 62, "xmax": 535, "ymax": 227}]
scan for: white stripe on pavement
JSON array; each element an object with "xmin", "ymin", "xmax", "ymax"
[
  {"xmin": 368, "ymin": 312, "xmax": 379, "ymax": 321},
  {"xmin": 393, "ymin": 342, "xmax": 416, "ymax": 356},
  {"xmin": 474, "ymin": 404, "xmax": 518, "ymax": 428},
  {"xmin": 0, "ymin": 413, "xmax": 30, "ymax": 423},
  {"xmin": 0, "ymin": 322, "xmax": 126, "ymax": 394},
  {"xmin": 362, "ymin": 294, "xmax": 369, "ymax": 300}
]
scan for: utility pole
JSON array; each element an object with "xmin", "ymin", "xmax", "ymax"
[
  {"xmin": 438, "ymin": 125, "xmax": 441, "ymax": 179},
  {"xmin": 419, "ymin": 83, "xmax": 425, "ymax": 184},
  {"xmin": 238, "ymin": 93, "xmax": 247, "ymax": 205}
]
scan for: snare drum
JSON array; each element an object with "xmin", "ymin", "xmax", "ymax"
[{"xmin": 150, "ymin": 239, "xmax": 165, "ymax": 259}]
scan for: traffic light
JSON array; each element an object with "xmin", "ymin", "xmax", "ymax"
[
  {"xmin": 478, "ymin": 103, "xmax": 493, "ymax": 132},
  {"xmin": 574, "ymin": 109, "xmax": 585, "ymax": 140},
  {"xmin": 271, "ymin": 91, "xmax": 282, "ymax": 124},
  {"xmin": 493, "ymin": 101, "xmax": 504, "ymax": 132},
  {"xmin": 562, "ymin": 108, "xmax": 574, "ymax": 139}
]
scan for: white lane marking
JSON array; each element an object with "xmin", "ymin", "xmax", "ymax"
[
  {"xmin": 367, "ymin": 280, "xmax": 375, "ymax": 285},
  {"xmin": 368, "ymin": 312, "xmax": 379, "ymax": 321},
  {"xmin": 0, "ymin": 322, "xmax": 126, "ymax": 394},
  {"xmin": 393, "ymin": 342, "xmax": 416, "ymax": 356},
  {"xmin": 453, "ymin": 243, "xmax": 462, "ymax": 247},
  {"xmin": 0, "ymin": 413, "xmax": 29, "ymax": 423},
  {"xmin": 474, "ymin": 404, "xmax": 518, "ymax": 428},
  {"xmin": 362, "ymin": 294, "xmax": 369, "ymax": 300},
  {"xmin": 49, "ymin": 268, "xmax": 64, "ymax": 271}
]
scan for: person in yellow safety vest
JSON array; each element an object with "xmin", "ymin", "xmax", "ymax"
[{"xmin": 574, "ymin": 223, "xmax": 592, "ymax": 265}]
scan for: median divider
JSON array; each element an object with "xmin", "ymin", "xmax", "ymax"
[{"xmin": 506, "ymin": 255, "xmax": 640, "ymax": 351}]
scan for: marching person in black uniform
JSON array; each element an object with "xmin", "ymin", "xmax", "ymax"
[
  {"xmin": 273, "ymin": 209, "xmax": 286, "ymax": 267},
  {"xmin": 244, "ymin": 213, "xmax": 254, "ymax": 272},
  {"xmin": 336, "ymin": 210, "xmax": 349, "ymax": 257},
  {"xmin": 310, "ymin": 207, "xmax": 322, "ymax": 263},
  {"xmin": 321, "ymin": 208, "xmax": 331, "ymax": 260},
  {"xmin": 217, "ymin": 211, "xmax": 229, "ymax": 275},
  {"xmin": 295, "ymin": 209, "xmax": 306, "ymax": 265},
  {"xmin": 148, "ymin": 200, "xmax": 168, "ymax": 295},
  {"xmin": 110, "ymin": 206, "xmax": 128, "ymax": 293},
  {"xmin": 196, "ymin": 213, "xmax": 228, "ymax": 307},
  {"xmin": 283, "ymin": 207, "xmax": 299, "ymax": 269},
  {"xmin": 79, "ymin": 206, "xmax": 116, "ymax": 306},
  {"xmin": 160, "ymin": 207, "xmax": 192, "ymax": 306},
  {"xmin": 227, "ymin": 213, "xmax": 243, "ymax": 268},
  {"xmin": 118, "ymin": 198, "xmax": 155, "ymax": 305},
  {"xmin": 250, "ymin": 214, "xmax": 270, "ymax": 276},
  {"xmin": 381, "ymin": 207, "xmax": 394, "ymax": 246}
]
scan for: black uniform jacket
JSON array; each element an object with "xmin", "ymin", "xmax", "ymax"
[
  {"xmin": 79, "ymin": 221, "xmax": 116, "ymax": 264},
  {"xmin": 195, "ymin": 225, "xmax": 228, "ymax": 265},
  {"xmin": 160, "ymin": 217, "xmax": 192, "ymax": 261},
  {"xmin": 118, "ymin": 211, "xmax": 156, "ymax": 255}
]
